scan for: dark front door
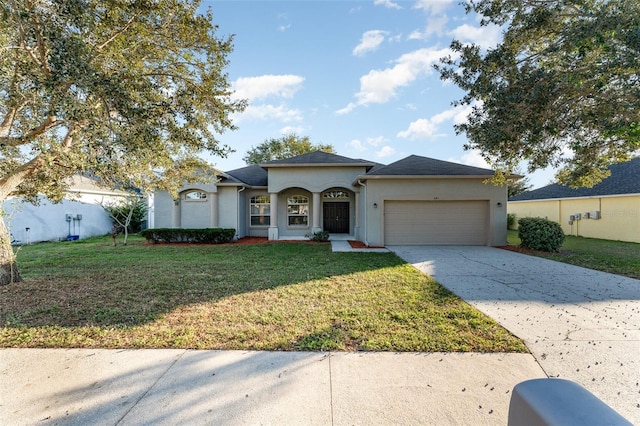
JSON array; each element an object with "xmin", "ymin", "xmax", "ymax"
[{"xmin": 323, "ymin": 202, "xmax": 349, "ymax": 233}]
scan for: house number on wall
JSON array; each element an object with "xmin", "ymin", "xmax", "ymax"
[{"xmin": 433, "ymin": 197, "xmax": 439, "ymax": 200}]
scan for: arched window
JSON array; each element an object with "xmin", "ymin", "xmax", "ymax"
[
  {"xmin": 287, "ymin": 195, "xmax": 309, "ymax": 226},
  {"xmin": 184, "ymin": 190, "xmax": 207, "ymax": 201},
  {"xmin": 250, "ymin": 195, "xmax": 271, "ymax": 226},
  {"xmin": 323, "ymin": 190, "xmax": 350, "ymax": 199}
]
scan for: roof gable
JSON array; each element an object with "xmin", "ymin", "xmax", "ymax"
[
  {"xmin": 510, "ymin": 157, "xmax": 640, "ymax": 201},
  {"xmin": 261, "ymin": 151, "xmax": 376, "ymax": 167},
  {"xmin": 366, "ymin": 155, "xmax": 495, "ymax": 176},
  {"xmin": 222, "ymin": 165, "xmax": 268, "ymax": 187}
]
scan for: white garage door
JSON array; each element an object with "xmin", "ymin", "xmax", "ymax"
[{"xmin": 384, "ymin": 200, "xmax": 488, "ymax": 245}]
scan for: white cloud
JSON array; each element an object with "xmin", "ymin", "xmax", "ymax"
[
  {"xmin": 277, "ymin": 13, "xmax": 291, "ymax": 32},
  {"xmin": 396, "ymin": 104, "xmax": 473, "ymax": 140},
  {"xmin": 377, "ymin": 146, "xmax": 396, "ymax": 158},
  {"xmin": 413, "ymin": 0, "xmax": 454, "ymax": 14},
  {"xmin": 450, "ymin": 23, "xmax": 502, "ymax": 49},
  {"xmin": 396, "ymin": 118, "xmax": 440, "ymax": 140},
  {"xmin": 349, "ymin": 139, "xmax": 366, "ymax": 152},
  {"xmin": 449, "ymin": 150, "xmax": 491, "ymax": 169},
  {"xmin": 366, "ymin": 136, "xmax": 387, "ymax": 147},
  {"xmin": 408, "ymin": 14, "xmax": 449, "ymax": 40},
  {"xmin": 232, "ymin": 75, "xmax": 304, "ymax": 101},
  {"xmin": 353, "ymin": 30, "xmax": 389, "ymax": 57},
  {"xmin": 337, "ymin": 47, "xmax": 452, "ymax": 114},
  {"xmin": 280, "ymin": 125, "xmax": 305, "ymax": 135},
  {"xmin": 374, "ymin": 0, "xmax": 402, "ymax": 10},
  {"xmin": 408, "ymin": 0, "xmax": 454, "ymax": 41},
  {"xmin": 237, "ymin": 104, "xmax": 303, "ymax": 123}
]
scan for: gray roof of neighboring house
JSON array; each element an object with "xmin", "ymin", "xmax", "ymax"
[
  {"xmin": 262, "ymin": 151, "xmax": 376, "ymax": 167},
  {"xmin": 222, "ymin": 165, "xmax": 268, "ymax": 187},
  {"xmin": 365, "ymin": 154, "xmax": 495, "ymax": 176},
  {"xmin": 509, "ymin": 157, "xmax": 640, "ymax": 201}
]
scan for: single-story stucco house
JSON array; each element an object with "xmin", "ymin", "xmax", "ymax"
[
  {"xmin": 150, "ymin": 152, "xmax": 508, "ymax": 246},
  {"xmin": 3, "ymin": 175, "xmax": 129, "ymax": 244},
  {"xmin": 508, "ymin": 157, "xmax": 640, "ymax": 243}
]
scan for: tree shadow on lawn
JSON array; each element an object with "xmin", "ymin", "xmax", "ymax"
[{"xmin": 0, "ymin": 241, "xmax": 406, "ymax": 330}]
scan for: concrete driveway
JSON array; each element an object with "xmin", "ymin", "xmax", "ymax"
[{"xmin": 389, "ymin": 245, "xmax": 640, "ymax": 424}]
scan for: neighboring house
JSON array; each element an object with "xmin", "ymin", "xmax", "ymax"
[
  {"xmin": 508, "ymin": 157, "xmax": 640, "ymax": 243},
  {"xmin": 3, "ymin": 175, "xmax": 129, "ymax": 244},
  {"xmin": 151, "ymin": 152, "xmax": 509, "ymax": 246}
]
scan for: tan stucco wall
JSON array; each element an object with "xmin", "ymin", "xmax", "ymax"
[
  {"xmin": 364, "ymin": 178, "xmax": 507, "ymax": 246},
  {"xmin": 217, "ymin": 186, "xmax": 240, "ymax": 234},
  {"xmin": 267, "ymin": 166, "xmax": 366, "ymax": 193},
  {"xmin": 508, "ymin": 195, "xmax": 640, "ymax": 243},
  {"xmin": 153, "ymin": 185, "xmax": 240, "ymax": 236},
  {"xmin": 152, "ymin": 191, "xmax": 174, "ymax": 228},
  {"xmin": 246, "ymin": 189, "xmax": 269, "ymax": 238}
]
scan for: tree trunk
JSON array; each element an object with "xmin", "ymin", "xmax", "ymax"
[{"xmin": 0, "ymin": 218, "xmax": 21, "ymax": 286}]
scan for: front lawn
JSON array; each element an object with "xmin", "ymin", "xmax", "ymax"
[
  {"xmin": 507, "ymin": 230, "xmax": 640, "ymax": 279},
  {"xmin": 1, "ymin": 236, "xmax": 525, "ymax": 352}
]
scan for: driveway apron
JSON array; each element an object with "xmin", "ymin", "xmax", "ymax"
[{"xmin": 389, "ymin": 245, "xmax": 640, "ymax": 423}]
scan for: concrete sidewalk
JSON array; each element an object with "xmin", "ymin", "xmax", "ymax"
[
  {"xmin": 0, "ymin": 349, "xmax": 545, "ymax": 425},
  {"xmin": 390, "ymin": 245, "xmax": 640, "ymax": 424}
]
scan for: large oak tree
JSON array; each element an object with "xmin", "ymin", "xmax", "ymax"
[
  {"xmin": 243, "ymin": 134, "xmax": 335, "ymax": 165},
  {"xmin": 437, "ymin": 0, "xmax": 639, "ymax": 188},
  {"xmin": 0, "ymin": 0, "xmax": 246, "ymax": 285}
]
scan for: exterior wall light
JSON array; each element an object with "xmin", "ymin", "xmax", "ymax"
[
  {"xmin": 373, "ymin": 203, "xmax": 378, "ymax": 208},
  {"xmin": 497, "ymin": 202, "xmax": 503, "ymax": 207}
]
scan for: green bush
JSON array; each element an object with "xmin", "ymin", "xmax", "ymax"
[
  {"xmin": 103, "ymin": 197, "xmax": 148, "ymax": 233},
  {"xmin": 507, "ymin": 213, "xmax": 517, "ymax": 230},
  {"xmin": 140, "ymin": 228, "xmax": 236, "ymax": 244},
  {"xmin": 306, "ymin": 231, "xmax": 330, "ymax": 242},
  {"xmin": 517, "ymin": 217, "xmax": 565, "ymax": 252}
]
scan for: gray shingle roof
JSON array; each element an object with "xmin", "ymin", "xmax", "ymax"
[
  {"xmin": 509, "ymin": 157, "xmax": 640, "ymax": 201},
  {"xmin": 262, "ymin": 151, "xmax": 376, "ymax": 167},
  {"xmin": 365, "ymin": 155, "xmax": 495, "ymax": 176},
  {"xmin": 219, "ymin": 153, "xmax": 501, "ymax": 186},
  {"xmin": 223, "ymin": 165, "xmax": 268, "ymax": 187}
]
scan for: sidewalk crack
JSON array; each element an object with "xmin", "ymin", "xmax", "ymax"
[{"xmin": 115, "ymin": 350, "xmax": 187, "ymax": 425}]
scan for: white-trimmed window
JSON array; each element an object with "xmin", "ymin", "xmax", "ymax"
[
  {"xmin": 250, "ymin": 195, "xmax": 271, "ymax": 226},
  {"xmin": 323, "ymin": 190, "xmax": 349, "ymax": 199},
  {"xmin": 184, "ymin": 190, "xmax": 207, "ymax": 201},
  {"xmin": 287, "ymin": 195, "xmax": 309, "ymax": 226}
]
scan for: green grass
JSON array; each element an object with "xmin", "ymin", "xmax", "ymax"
[
  {"xmin": 0, "ymin": 236, "xmax": 525, "ymax": 352},
  {"xmin": 507, "ymin": 230, "xmax": 640, "ymax": 279}
]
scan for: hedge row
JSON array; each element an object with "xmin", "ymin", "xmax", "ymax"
[{"xmin": 140, "ymin": 228, "xmax": 236, "ymax": 244}]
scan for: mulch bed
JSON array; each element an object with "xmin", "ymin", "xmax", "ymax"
[
  {"xmin": 348, "ymin": 240, "xmax": 385, "ymax": 249},
  {"xmin": 143, "ymin": 237, "xmax": 324, "ymax": 247}
]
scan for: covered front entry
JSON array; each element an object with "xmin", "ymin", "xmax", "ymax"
[
  {"xmin": 384, "ymin": 200, "xmax": 488, "ymax": 245},
  {"xmin": 323, "ymin": 202, "xmax": 349, "ymax": 233}
]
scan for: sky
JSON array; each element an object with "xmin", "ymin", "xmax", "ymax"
[{"xmin": 200, "ymin": 0, "xmax": 557, "ymax": 189}]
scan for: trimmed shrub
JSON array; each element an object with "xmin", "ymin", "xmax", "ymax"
[
  {"xmin": 517, "ymin": 217, "xmax": 565, "ymax": 252},
  {"xmin": 306, "ymin": 231, "xmax": 330, "ymax": 242},
  {"xmin": 140, "ymin": 228, "xmax": 236, "ymax": 244},
  {"xmin": 507, "ymin": 213, "xmax": 517, "ymax": 230}
]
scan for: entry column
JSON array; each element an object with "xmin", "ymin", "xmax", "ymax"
[
  {"xmin": 354, "ymin": 190, "xmax": 360, "ymax": 239},
  {"xmin": 172, "ymin": 198, "xmax": 181, "ymax": 228},
  {"xmin": 209, "ymin": 192, "xmax": 218, "ymax": 227},
  {"xmin": 268, "ymin": 192, "xmax": 279, "ymax": 240},
  {"xmin": 312, "ymin": 192, "xmax": 321, "ymax": 234}
]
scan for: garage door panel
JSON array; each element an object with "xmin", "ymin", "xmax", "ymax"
[{"xmin": 384, "ymin": 201, "xmax": 487, "ymax": 245}]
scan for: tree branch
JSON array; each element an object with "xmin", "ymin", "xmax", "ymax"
[
  {"xmin": 0, "ymin": 115, "xmax": 60, "ymax": 147},
  {"xmin": 96, "ymin": 13, "xmax": 141, "ymax": 51},
  {"xmin": 25, "ymin": 0, "xmax": 51, "ymax": 77}
]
